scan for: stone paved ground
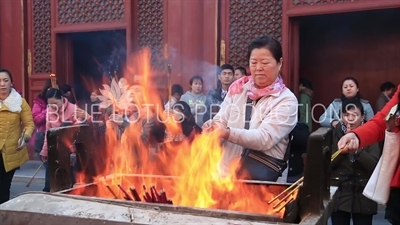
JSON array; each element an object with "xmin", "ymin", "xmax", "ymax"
[{"xmin": 11, "ymin": 160, "xmax": 45, "ymax": 198}]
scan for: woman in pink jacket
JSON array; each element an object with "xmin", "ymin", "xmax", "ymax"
[
  {"xmin": 31, "ymin": 79, "xmax": 53, "ymax": 191},
  {"xmin": 40, "ymin": 88, "xmax": 90, "ymax": 191}
]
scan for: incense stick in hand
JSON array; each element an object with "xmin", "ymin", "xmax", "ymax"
[{"xmin": 16, "ymin": 129, "xmax": 27, "ymax": 151}]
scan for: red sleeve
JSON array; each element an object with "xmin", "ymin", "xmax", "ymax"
[{"xmin": 353, "ymin": 85, "xmax": 399, "ymax": 147}]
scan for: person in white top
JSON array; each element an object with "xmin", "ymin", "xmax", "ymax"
[{"xmin": 203, "ymin": 36, "xmax": 298, "ymax": 181}]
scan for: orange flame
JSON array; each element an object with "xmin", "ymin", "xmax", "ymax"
[{"xmin": 69, "ymin": 48, "xmax": 296, "ymax": 217}]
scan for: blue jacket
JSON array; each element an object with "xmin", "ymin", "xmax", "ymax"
[
  {"xmin": 319, "ymin": 99, "xmax": 374, "ymax": 127},
  {"xmin": 203, "ymin": 87, "xmax": 227, "ymax": 122}
]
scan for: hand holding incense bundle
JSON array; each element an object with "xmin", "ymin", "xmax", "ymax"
[
  {"xmin": 386, "ymin": 104, "xmax": 399, "ymax": 121},
  {"xmin": 385, "ymin": 105, "xmax": 399, "ymax": 132},
  {"xmin": 16, "ymin": 128, "xmax": 27, "ymax": 151}
]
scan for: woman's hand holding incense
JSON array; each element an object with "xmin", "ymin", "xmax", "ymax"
[
  {"xmin": 202, "ymin": 120, "xmax": 213, "ymax": 131},
  {"xmin": 75, "ymin": 108, "xmax": 90, "ymax": 121},
  {"xmin": 386, "ymin": 114, "xmax": 400, "ymax": 133},
  {"xmin": 202, "ymin": 120, "xmax": 229, "ymax": 139},
  {"xmin": 338, "ymin": 132, "xmax": 359, "ymax": 154},
  {"xmin": 16, "ymin": 129, "xmax": 27, "ymax": 151},
  {"xmin": 16, "ymin": 136, "xmax": 27, "ymax": 151}
]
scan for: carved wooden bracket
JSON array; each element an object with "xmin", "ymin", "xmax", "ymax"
[
  {"xmin": 27, "ymin": 49, "xmax": 32, "ymax": 77},
  {"xmin": 220, "ymin": 40, "xmax": 226, "ymax": 66}
]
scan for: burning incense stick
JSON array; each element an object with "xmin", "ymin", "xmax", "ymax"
[
  {"xmin": 150, "ymin": 185, "xmax": 158, "ymax": 202},
  {"xmin": 105, "ymin": 185, "xmax": 118, "ymax": 199},
  {"xmin": 142, "ymin": 184, "xmax": 155, "ymax": 202},
  {"xmin": 167, "ymin": 64, "xmax": 172, "ymax": 103},
  {"xmin": 268, "ymin": 177, "xmax": 304, "ymax": 204},
  {"xmin": 104, "ymin": 183, "xmax": 172, "ymax": 205},
  {"xmin": 331, "ymin": 149, "xmax": 342, "ymax": 161},
  {"xmin": 50, "ymin": 74, "xmax": 58, "ymax": 89},
  {"xmin": 272, "ymin": 181, "xmax": 303, "ymax": 209},
  {"xmin": 269, "ymin": 143, "xmax": 349, "ymax": 206},
  {"xmin": 276, "ymin": 197, "xmax": 295, "ymax": 213},
  {"xmin": 159, "ymin": 189, "xmax": 167, "ymax": 203},
  {"xmin": 117, "ymin": 184, "xmax": 133, "ymax": 200},
  {"xmin": 129, "ymin": 187, "xmax": 142, "ymax": 202},
  {"xmin": 144, "ymin": 191, "xmax": 152, "ymax": 202}
]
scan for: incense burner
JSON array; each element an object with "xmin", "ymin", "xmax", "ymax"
[{"xmin": 0, "ymin": 125, "xmax": 337, "ymax": 224}]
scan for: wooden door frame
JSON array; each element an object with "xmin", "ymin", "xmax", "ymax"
[
  {"xmin": 282, "ymin": 0, "xmax": 400, "ymax": 95},
  {"xmin": 218, "ymin": 0, "xmax": 230, "ymax": 67},
  {"xmin": 49, "ymin": 0, "xmax": 137, "ymax": 85},
  {"xmin": 54, "ymin": 35, "xmax": 73, "ymax": 85},
  {"xmin": 25, "ymin": 0, "xmax": 137, "ymax": 104},
  {"xmin": 26, "ymin": 0, "xmax": 52, "ymax": 104}
]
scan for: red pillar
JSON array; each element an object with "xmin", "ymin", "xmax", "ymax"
[
  {"xmin": 0, "ymin": 0, "xmax": 26, "ymax": 97},
  {"xmin": 165, "ymin": 0, "xmax": 218, "ymax": 93}
]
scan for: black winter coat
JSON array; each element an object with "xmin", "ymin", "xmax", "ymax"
[{"xmin": 331, "ymin": 125, "xmax": 381, "ymax": 215}]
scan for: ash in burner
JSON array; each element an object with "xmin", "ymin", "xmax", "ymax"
[{"xmin": 108, "ymin": 184, "xmax": 173, "ymax": 205}]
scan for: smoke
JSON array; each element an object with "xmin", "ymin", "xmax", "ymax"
[
  {"xmin": 165, "ymin": 45, "xmax": 219, "ymax": 93},
  {"xmin": 199, "ymin": 61, "xmax": 219, "ymax": 93},
  {"xmin": 93, "ymin": 41, "xmax": 220, "ymax": 99},
  {"xmin": 165, "ymin": 45, "xmax": 178, "ymax": 63}
]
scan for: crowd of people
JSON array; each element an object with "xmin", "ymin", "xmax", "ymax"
[{"xmin": 0, "ymin": 35, "xmax": 398, "ymax": 225}]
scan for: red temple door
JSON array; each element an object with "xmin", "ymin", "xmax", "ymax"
[{"xmin": 26, "ymin": 0, "xmax": 67, "ymax": 105}]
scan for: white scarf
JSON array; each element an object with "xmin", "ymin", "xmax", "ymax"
[{"xmin": 0, "ymin": 88, "xmax": 23, "ymax": 112}]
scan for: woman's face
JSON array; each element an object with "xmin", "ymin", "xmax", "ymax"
[
  {"xmin": 0, "ymin": 72, "xmax": 12, "ymax": 96},
  {"xmin": 234, "ymin": 69, "xmax": 245, "ymax": 80},
  {"xmin": 342, "ymin": 80, "xmax": 359, "ymax": 98},
  {"xmin": 191, "ymin": 79, "xmax": 203, "ymax": 94},
  {"xmin": 342, "ymin": 107, "xmax": 364, "ymax": 130},
  {"xmin": 249, "ymin": 48, "xmax": 282, "ymax": 88},
  {"xmin": 47, "ymin": 97, "xmax": 63, "ymax": 110}
]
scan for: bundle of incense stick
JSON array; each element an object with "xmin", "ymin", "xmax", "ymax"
[
  {"xmin": 19, "ymin": 128, "xmax": 26, "ymax": 141},
  {"xmin": 331, "ymin": 149, "xmax": 342, "ymax": 161},
  {"xmin": 17, "ymin": 129, "xmax": 27, "ymax": 150},
  {"xmin": 50, "ymin": 74, "xmax": 58, "ymax": 89},
  {"xmin": 115, "ymin": 184, "xmax": 173, "ymax": 205},
  {"xmin": 269, "ymin": 144, "xmax": 348, "ymax": 212}
]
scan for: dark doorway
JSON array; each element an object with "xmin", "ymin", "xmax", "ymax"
[
  {"xmin": 66, "ymin": 30, "xmax": 127, "ymax": 103},
  {"xmin": 298, "ymin": 8, "xmax": 400, "ymax": 129}
]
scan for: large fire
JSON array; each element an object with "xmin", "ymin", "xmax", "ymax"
[{"xmin": 70, "ymin": 48, "xmax": 296, "ymax": 217}]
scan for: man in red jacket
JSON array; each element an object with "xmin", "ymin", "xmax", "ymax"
[{"xmin": 338, "ymin": 84, "xmax": 400, "ymax": 225}]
